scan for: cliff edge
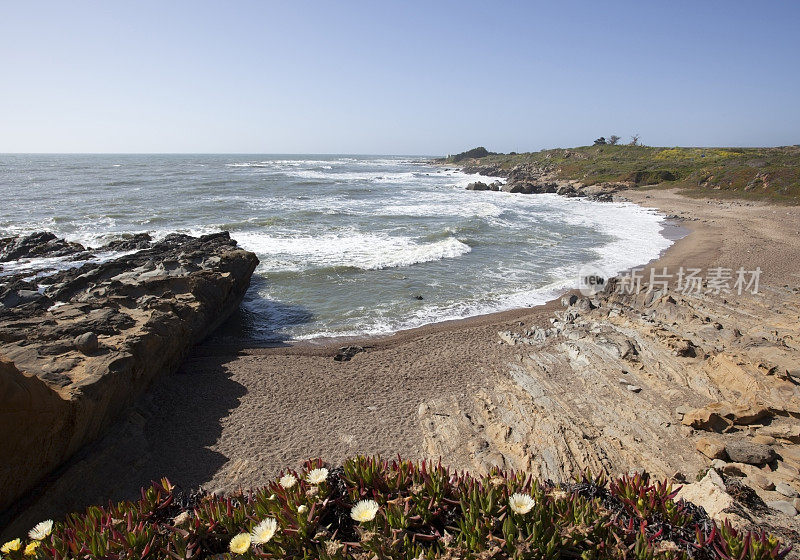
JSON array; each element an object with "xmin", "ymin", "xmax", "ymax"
[{"xmin": 0, "ymin": 231, "xmax": 258, "ymax": 511}]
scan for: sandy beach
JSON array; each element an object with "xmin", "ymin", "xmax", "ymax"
[{"xmin": 3, "ymin": 188, "xmax": 800, "ymax": 538}]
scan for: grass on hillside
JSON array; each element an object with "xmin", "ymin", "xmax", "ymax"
[
  {"xmin": 446, "ymin": 145, "xmax": 800, "ymax": 202},
  {"xmin": 1, "ymin": 456, "xmax": 791, "ymax": 559}
]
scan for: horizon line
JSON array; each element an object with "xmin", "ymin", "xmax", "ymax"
[{"xmin": 1, "ymin": 144, "xmax": 799, "ymax": 157}]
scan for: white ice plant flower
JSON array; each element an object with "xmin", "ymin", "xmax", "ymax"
[
  {"xmin": 350, "ymin": 499, "xmax": 380, "ymax": 522},
  {"xmin": 306, "ymin": 467, "xmax": 329, "ymax": 484},
  {"xmin": 251, "ymin": 518, "xmax": 278, "ymax": 544},
  {"xmin": 508, "ymin": 493, "xmax": 535, "ymax": 515},
  {"xmin": 279, "ymin": 473, "xmax": 297, "ymax": 489},
  {"xmin": 297, "ymin": 504, "xmax": 308, "ymax": 515},
  {"xmin": 29, "ymin": 519, "xmax": 54, "ymax": 540}
]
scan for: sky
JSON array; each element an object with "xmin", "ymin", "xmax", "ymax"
[{"xmin": 1, "ymin": 1, "xmax": 799, "ymax": 154}]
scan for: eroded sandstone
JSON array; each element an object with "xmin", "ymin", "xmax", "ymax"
[
  {"xmin": 417, "ymin": 278, "xmax": 800, "ymax": 535},
  {"xmin": 0, "ymin": 232, "xmax": 258, "ymax": 511}
]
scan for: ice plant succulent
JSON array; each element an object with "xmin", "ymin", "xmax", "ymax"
[
  {"xmin": 251, "ymin": 518, "xmax": 278, "ymax": 544},
  {"xmin": 0, "ymin": 456, "xmax": 791, "ymax": 559},
  {"xmin": 1, "ymin": 539, "xmax": 21, "ymax": 553},
  {"xmin": 229, "ymin": 532, "xmax": 251, "ymax": 554},
  {"xmin": 279, "ymin": 473, "xmax": 297, "ymax": 488},
  {"xmin": 28, "ymin": 519, "xmax": 53, "ymax": 541},
  {"xmin": 508, "ymin": 492, "xmax": 535, "ymax": 514},
  {"xmin": 307, "ymin": 467, "xmax": 329, "ymax": 484},
  {"xmin": 351, "ymin": 499, "xmax": 380, "ymax": 522},
  {"xmin": 24, "ymin": 541, "xmax": 40, "ymax": 556}
]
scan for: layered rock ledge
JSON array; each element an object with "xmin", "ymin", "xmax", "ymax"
[
  {"xmin": 419, "ymin": 279, "xmax": 800, "ymax": 534},
  {"xmin": 0, "ymin": 231, "xmax": 258, "ymax": 511}
]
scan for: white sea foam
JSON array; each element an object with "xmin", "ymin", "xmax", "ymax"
[
  {"xmin": 290, "ymin": 197, "xmax": 672, "ymax": 339},
  {"xmin": 234, "ymin": 231, "xmax": 472, "ymax": 272},
  {"xmin": 376, "ymin": 201, "xmax": 505, "ymax": 219},
  {"xmin": 0, "ymin": 249, "xmax": 136, "ymax": 280}
]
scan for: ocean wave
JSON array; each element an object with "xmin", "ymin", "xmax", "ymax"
[
  {"xmin": 376, "ymin": 201, "xmax": 505, "ymax": 219},
  {"xmin": 234, "ymin": 231, "xmax": 472, "ymax": 272}
]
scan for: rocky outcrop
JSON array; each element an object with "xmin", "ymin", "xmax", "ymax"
[
  {"xmin": 0, "ymin": 232, "xmax": 258, "ymax": 511},
  {"xmin": 417, "ymin": 278, "xmax": 800, "ymax": 535},
  {"xmin": 0, "ymin": 232, "xmax": 86, "ymax": 262},
  {"xmin": 457, "ymin": 160, "xmax": 628, "ymax": 201}
]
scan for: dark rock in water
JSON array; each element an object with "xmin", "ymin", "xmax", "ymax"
[
  {"xmin": 0, "ymin": 231, "xmax": 86, "ymax": 262},
  {"xmin": 334, "ymin": 346, "xmax": 365, "ymax": 362},
  {"xmin": 466, "ymin": 181, "xmax": 490, "ymax": 191},
  {"xmin": 0, "ymin": 231, "xmax": 259, "ymax": 512},
  {"xmin": 502, "ymin": 181, "xmax": 534, "ymax": 194},
  {"xmin": 100, "ymin": 233, "xmax": 153, "ymax": 252},
  {"xmin": 556, "ymin": 184, "xmax": 576, "ymax": 196},
  {"xmin": 414, "ymin": 295, "xmax": 424, "ymax": 300}
]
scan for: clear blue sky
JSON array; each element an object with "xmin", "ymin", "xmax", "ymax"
[{"xmin": 2, "ymin": 1, "xmax": 798, "ymax": 154}]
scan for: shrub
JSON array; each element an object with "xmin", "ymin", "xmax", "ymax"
[{"xmin": 448, "ymin": 147, "xmax": 493, "ymax": 162}]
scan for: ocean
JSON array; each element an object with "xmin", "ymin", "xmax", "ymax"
[{"xmin": 0, "ymin": 154, "xmax": 672, "ymax": 342}]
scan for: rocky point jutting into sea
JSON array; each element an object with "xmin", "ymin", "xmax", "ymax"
[
  {"xmin": 0, "ymin": 231, "xmax": 258, "ymax": 512},
  {"xmin": 460, "ymin": 158, "xmax": 624, "ymax": 201}
]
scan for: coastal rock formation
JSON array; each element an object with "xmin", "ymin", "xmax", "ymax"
[
  {"xmin": 459, "ymin": 160, "xmax": 625, "ymax": 201},
  {"xmin": 417, "ymin": 280, "xmax": 800, "ymax": 531},
  {"xmin": 0, "ymin": 232, "xmax": 86, "ymax": 262},
  {"xmin": 0, "ymin": 232, "xmax": 258, "ymax": 511}
]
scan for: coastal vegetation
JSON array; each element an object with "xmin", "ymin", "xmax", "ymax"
[
  {"xmin": 1, "ymin": 456, "xmax": 790, "ymax": 559},
  {"xmin": 443, "ymin": 145, "xmax": 800, "ymax": 202}
]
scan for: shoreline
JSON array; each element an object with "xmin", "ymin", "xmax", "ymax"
[
  {"xmin": 205, "ymin": 178, "xmax": 690, "ymax": 353},
  {"xmin": 200, "ymin": 214, "xmax": 690, "ymax": 355},
  {"xmin": 4, "ymin": 185, "xmax": 800, "ymax": 539}
]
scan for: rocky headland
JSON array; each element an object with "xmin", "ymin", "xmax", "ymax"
[
  {"xmin": 459, "ymin": 159, "xmax": 624, "ymax": 201},
  {"xmin": 446, "ymin": 144, "xmax": 800, "ymax": 203},
  {"xmin": 0, "ymin": 231, "xmax": 258, "ymax": 512}
]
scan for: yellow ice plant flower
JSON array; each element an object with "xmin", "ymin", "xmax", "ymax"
[
  {"xmin": 1, "ymin": 539, "xmax": 21, "ymax": 553},
  {"xmin": 350, "ymin": 499, "xmax": 379, "ymax": 522},
  {"xmin": 306, "ymin": 467, "xmax": 328, "ymax": 484},
  {"xmin": 251, "ymin": 518, "xmax": 278, "ymax": 544},
  {"xmin": 279, "ymin": 473, "xmax": 297, "ymax": 489},
  {"xmin": 508, "ymin": 493, "xmax": 535, "ymax": 514},
  {"xmin": 24, "ymin": 540, "xmax": 40, "ymax": 556},
  {"xmin": 229, "ymin": 533, "xmax": 251, "ymax": 554},
  {"xmin": 28, "ymin": 519, "xmax": 54, "ymax": 540}
]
